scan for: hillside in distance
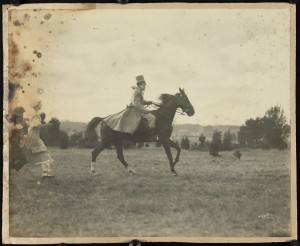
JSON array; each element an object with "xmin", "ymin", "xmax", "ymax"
[
  {"xmin": 60, "ymin": 121, "xmax": 241, "ymax": 142},
  {"xmin": 60, "ymin": 120, "xmax": 87, "ymax": 133},
  {"xmin": 172, "ymin": 124, "xmax": 240, "ymax": 138}
]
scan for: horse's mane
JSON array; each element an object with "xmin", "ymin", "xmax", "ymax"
[{"xmin": 158, "ymin": 94, "xmax": 175, "ymax": 105}]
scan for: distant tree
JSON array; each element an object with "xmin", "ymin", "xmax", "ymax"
[
  {"xmin": 59, "ymin": 130, "xmax": 69, "ymax": 149},
  {"xmin": 40, "ymin": 117, "xmax": 61, "ymax": 146},
  {"xmin": 69, "ymin": 131, "xmax": 83, "ymax": 147},
  {"xmin": 49, "ymin": 118, "xmax": 60, "ymax": 132},
  {"xmin": 237, "ymin": 131, "xmax": 245, "ymax": 145},
  {"xmin": 180, "ymin": 137, "xmax": 185, "ymax": 149},
  {"xmin": 199, "ymin": 134, "xmax": 206, "ymax": 147},
  {"xmin": 261, "ymin": 106, "xmax": 290, "ymax": 149},
  {"xmin": 238, "ymin": 106, "xmax": 290, "ymax": 149},
  {"xmin": 181, "ymin": 136, "xmax": 190, "ymax": 150},
  {"xmin": 137, "ymin": 142, "xmax": 144, "ymax": 148},
  {"xmin": 186, "ymin": 137, "xmax": 190, "ymax": 150},
  {"xmin": 209, "ymin": 129, "xmax": 222, "ymax": 157},
  {"xmin": 49, "ymin": 118, "xmax": 61, "ymax": 146},
  {"xmin": 191, "ymin": 142, "xmax": 199, "ymax": 150},
  {"xmin": 231, "ymin": 132, "xmax": 237, "ymax": 143},
  {"xmin": 223, "ymin": 130, "xmax": 233, "ymax": 151},
  {"xmin": 238, "ymin": 117, "xmax": 263, "ymax": 146},
  {"xmin": 199, "ymin": 140, "xmax": 210, "ymax": 151}
]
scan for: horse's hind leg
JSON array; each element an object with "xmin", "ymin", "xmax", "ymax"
[
  {"xmin": 91, "ymin": 140, "xmax": 110, "ymax": 175},
  {"xmin": 114, "ymin": 139, "xmax": 136, "ymax": 174}
]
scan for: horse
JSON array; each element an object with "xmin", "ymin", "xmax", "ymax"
[{"xmin": 85, "ymin": 87, "xmax": 195, "ymax": 176}]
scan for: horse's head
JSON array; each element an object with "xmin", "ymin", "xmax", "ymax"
[{"xmin": 176, "ymin": 88, "xmax": 195, "ymax": 116}]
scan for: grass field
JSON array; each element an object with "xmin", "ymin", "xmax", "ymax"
[{"xmin": 9, "ymin": 147, "xmax": 291, "ymax": 237}]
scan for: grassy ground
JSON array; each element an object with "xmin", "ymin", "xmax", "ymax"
[{"xmin": 9, "ymin": 147, "xmax": 291, "ymax": 237}]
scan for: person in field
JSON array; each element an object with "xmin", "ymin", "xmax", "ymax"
[
  {"xmin": 20, "ymin": 100, "xmax": 55, "ymax": 180},
  {"xmin": 8, "ymin": 106, "xmax": 28, "ymax": 172}
]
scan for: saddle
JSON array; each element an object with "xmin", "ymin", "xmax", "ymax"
[
  {"xmin": 103, "ymin": 106, "xmax": 157, "ymax": 141},
  {"xmin": 133, "ymin": 119, "xmax": 158, "ymax": 142}
]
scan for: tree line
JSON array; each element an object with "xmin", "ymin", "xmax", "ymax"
[
  {"xmin": 39, "ymin": 118, "xmax": 153, "ymax": 149},
  {"xmin": 40, "ymin": 106, "xmax": 290, "ymax": 154},
  {"xmin": 237, "ymin": 106, "xmax": 290, "ymax": 149},
  {"xmin": 182, "ymin": 106, "xmax": 290, "ymax": 156}
]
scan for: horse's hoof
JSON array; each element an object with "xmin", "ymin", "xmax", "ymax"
[
  {"xmin": 92, "ymin": 171, "xmax": 101, "ymax": 176},
  {"xmin": 171, "ymin": 170, "xmax": 178, "ymax": 176},
  {"xmin": 127, "ymin": 167, "xmax": 136, "ymax": 175}
]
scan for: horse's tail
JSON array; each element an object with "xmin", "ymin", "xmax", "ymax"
[
  {"xmin": 70, "ymin": 117, "xmax": 104, "ymax": 149},
  {"xmin": 85, "ymin": 117, "xmax": 104, "ymax": 138}
]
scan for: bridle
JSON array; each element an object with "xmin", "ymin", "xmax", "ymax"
[
  {"xmin": 175, "ymin": 93, "xmax": 194, "ymax": 116},
  {"xmin": 150, "ymin": 94, "xmax": 193, "ymax": 116},
  {"xmin": 151, "ymin": 98, "xmax": 186, "ymax": 115}
]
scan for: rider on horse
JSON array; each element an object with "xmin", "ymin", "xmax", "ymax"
[
  {"xmin": 101, "ymin": 75, "xmax": 157, "ymax": 141},
  {"xmin": 87, "ymin": 83, "xmax": 195, "ymax": 176},
  {"xmin": 131, "ymin": 75, "xmax": 157, "ymax": 141}
]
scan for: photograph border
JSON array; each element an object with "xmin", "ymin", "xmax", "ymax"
[{"xmin": 2, "ymin": 2, "xmax": 297, "ymax": 244}]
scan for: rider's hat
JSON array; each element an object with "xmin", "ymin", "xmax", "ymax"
[{"xmin": 136, "ymin": 75, "xmax": 146, "ymax": 86}]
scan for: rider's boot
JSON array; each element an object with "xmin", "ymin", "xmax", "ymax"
[{"xmin": 149, "ymin": 128, "xmax": 158, "ymax": 142}]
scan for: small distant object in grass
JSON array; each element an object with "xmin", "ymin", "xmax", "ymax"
[
  {"xmin": 210, "ymin": 152, "xmax": 219, "ymax": 157},
  {"xmin": 153, "ymin": 162, "xmax": 159, "ymax": 165},
  {"xmin": 234, "ymin": 150, "xmax": 242, "ymax": 159}
]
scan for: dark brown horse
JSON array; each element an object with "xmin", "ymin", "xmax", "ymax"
[{"xmin": 85, "ymin": 88, "xmax": 195, "ymax": 176}]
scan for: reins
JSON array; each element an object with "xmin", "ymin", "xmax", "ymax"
[{"xmin": 150, "ymin": 101, "xmax": 186, "ymax": 116}]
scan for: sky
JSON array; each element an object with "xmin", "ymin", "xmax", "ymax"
[{"xmin": 9, "ymin": 6, "xmax": 292, "ymax": 125}]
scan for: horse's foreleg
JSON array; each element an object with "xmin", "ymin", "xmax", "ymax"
[
  {"xmin": 161, "ymin": 138, "xmax": 177, "ymax": 176},
  {"xmin": 114, "ymin": 139, "xmax": 136, "ymax": 174},
  {"xmin": 169, "ymin": 139, "xmax": 181, "ymax": 167}
]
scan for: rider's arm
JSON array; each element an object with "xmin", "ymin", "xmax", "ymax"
[
  {"xmin": 132, "ymin": 90, "xmax": 149, "ymax": 113},
  {"xmin": 143, "ymin": 100, "xmax": 152, "ymax": 106}
]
